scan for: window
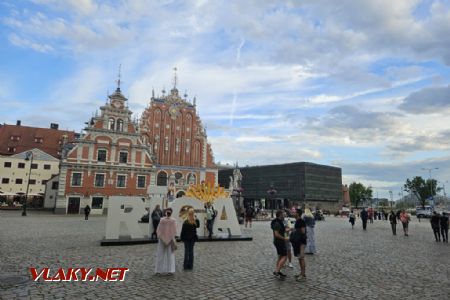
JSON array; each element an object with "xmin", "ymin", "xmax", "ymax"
[
  {"xmin": 97, "ymin": 149, "xmax": 107, "ymax": 162},
  {"xmin": 42, "ymin": 180, "xmax": 48, "ymax": 185},
  {"xmin": 2, "ymin": 178, "xmax": 9, "ymax": 184},
  {"xmin": 18, "ymin": 163, "xmax": 25, "ymax": 168},
  {"xmin": 52, "ymin": 181, "xmax": 59, "ymax": 190},
  {"xmin": 29, "ymin": 179, "xmax": 36, "ymax": 185},
  {"xmin": 157, "ymin": 171, "xmax": 167, "ymax": 186},
  {"xmin": 4, "ymin": 162, "xmax": 11, "ymax": 168},
  {"xmin": 71, "ymin": 172, "xmax": 82, "ymax": 186},
  {"xmin": 137, "ymin": 175, "xmax": 146, "ymax": 188},
  {"xmin": 119, "ymin": 151, "xmax": 128, "ymax": 163},
  {"xmin": 92, "ymin": 197, "xmax": 103, "ymax": 209},
  {"xmin": 16, "ymin": 179, "xmax": 23, "ymax": 184},
  {"xmin": 44, "ymin": 164, "xmax": 51, "ymax": 170},
  {"xmin": 188, "ymin": 174, "xmax": 196, "ymax": 185},
  {"xmin": 175, "ymin": 172, "xmax": 183, "ymax": 185},
  {"xmin": 7, "ymin": 147, "xmax": 16, "ymax": 153},
  {"xmin": 94, "ymin": 174, "xmax": 105, "ymax": 187},
  {"xmin": 116, "ymin": 175, "xmax": 126, "ymax": 188},
  {"xmin": 108, "ymin": 118, "xmax": 115, "ymax": 130},
  {"xmin": 34, "ymin": 137, "xmax": 43, "ymax": 143},
  {"xmin": 116, "ymin": 119, "xmax": 124, "ymax": 131},
  {"xmin": 31, "ymin": 163, "xmax": 38, "ymax": 169},
  {"xmin": 10, "ymin": 135, "xmax": 20, "ymax": 141}
]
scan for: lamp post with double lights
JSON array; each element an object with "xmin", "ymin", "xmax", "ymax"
[
  {"xmin": 267, "ymin": 186, "xmax": 277, "ymax": 218},
  {"xmin": 22, "ymin": 151, "xmax": 34, "ymax": 217}
]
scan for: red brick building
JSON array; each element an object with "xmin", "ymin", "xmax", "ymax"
[
  {"xmin": 0, "ymin": 121, "xmax": 76, "ymax": 158},
  {"xmin": 140, "ymin": 82, "xmax": 218, "ymax": 198},
  {"xmin": 54, "ymin": 84, "xmax": 155, "ymax": 214}
]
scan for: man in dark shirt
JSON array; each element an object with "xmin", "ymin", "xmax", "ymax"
[
  {"xmin": 439, "ymin": 212, "xmax": 448, "ymax": 243},
  {"xmin": 271, "ymin": 210, "xmax": 288, "ymax": 279},
  {"xmin": 360, "ymin": 208, "xmax": 368, "ymax": 230},
  {"xmin": 430, "ymin": 211, "xmax": 441, "ymax": 242},
  {"xmin": 292, "ymin": 209, "xmax": 307, "ymax": 281}
]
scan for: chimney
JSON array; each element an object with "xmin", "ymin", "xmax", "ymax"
[
  {"xmin": 16, "ymin": 120, "xmax": 21, "ymax": 126},
  {"xmin": 50, "ymin": 123, "xmax": 59, "ymax": 130}
]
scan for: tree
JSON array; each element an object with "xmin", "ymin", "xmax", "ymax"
[
  {"xmin": 349, "ymin": 182, "xmax": 373, "ymax": 208},
  {"xmin": 403, "ymin": 176, "xmax": 441, "ymax": 208}
]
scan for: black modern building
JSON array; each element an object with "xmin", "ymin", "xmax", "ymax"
[{"xmin": 218, "ymin": 162, "xmax": 342, "ymax": 211}]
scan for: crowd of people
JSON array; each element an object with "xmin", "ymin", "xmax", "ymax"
[{"xmin": 150, "ymin": 203, "xmax": 448, "ymax": 279}]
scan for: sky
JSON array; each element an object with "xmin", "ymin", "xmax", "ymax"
[{"xmin": 1, "ymin": 0, "xmax": 450, "ymax": 199}]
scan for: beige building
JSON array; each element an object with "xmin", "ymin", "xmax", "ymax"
[{"xmin": 0, "ymin": 148, "xmax": 60, "ymax": 207}]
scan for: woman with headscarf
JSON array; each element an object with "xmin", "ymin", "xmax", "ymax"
[
  {"xmin": 155, "ymin": 208, "xmax": 177, "ymax": 275},
  {"xmin": 180, "ymin": 208, "xmax": 200, "ymax": 270},
  {"xmin": 303, "ymin": 208, "xmax": 316, "ymax": 254}
]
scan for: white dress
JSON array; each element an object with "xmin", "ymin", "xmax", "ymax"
[{"xmin": 155, "ymin": 240, "xmax": 175, "ymax": 274}]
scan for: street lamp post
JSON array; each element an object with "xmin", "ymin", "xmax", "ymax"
[
  {"xmin": 267, "ymin": 186, "xmax": 277, "ymax": 218},
  {"xmin": 389, "ymin": 190, "xmax": 393, "ymax": 208},
  {"xmin": 422, "ymin": 167, "xmax": 439, "ymax": 204},
  {"xmin": 22, "ymin": 151, "xmax": 34, "ymax": 217}
]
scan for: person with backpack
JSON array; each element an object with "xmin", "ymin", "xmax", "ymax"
[
  {"xmin": 271, "ymin": 210, "xmax": 289, "ymax": 280},
  {"xmin": 349, "ymin": 210, "xmax": 356, "ymax": 229}
]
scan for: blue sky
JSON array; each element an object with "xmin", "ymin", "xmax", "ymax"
[{"xmin": 1, "ymin": 0, "xmax": 450, "ymax": 199}]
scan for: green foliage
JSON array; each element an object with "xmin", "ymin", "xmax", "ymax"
[
  {"xmin": 403, "ymin": 176, "xmax": 441, "ymax": 208},
  {"xmin": 349, "ymin": 182, "xmax": 373, "ymax": 208}
]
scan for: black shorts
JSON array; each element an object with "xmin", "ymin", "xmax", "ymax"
[{"xmin": 273, "ymin": 240, "xmax": 287, "ymax": 256}]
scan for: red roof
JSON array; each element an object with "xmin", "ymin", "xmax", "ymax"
[{"xmin": 0, "ymin": 123, "xmax": 77, "ymax": 158}]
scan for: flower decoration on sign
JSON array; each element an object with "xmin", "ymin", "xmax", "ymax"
[{"xmin": 186, "ymin": 182, "xmax": 229, "ymax": 204}]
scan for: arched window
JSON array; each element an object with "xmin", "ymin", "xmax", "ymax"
[
  {"xmin": 175, "ymin": 172, "xmax": 183, "ymax": 185},
  {"xmin": 157, "ymin": 171, "xmax": 168, "ymax": 186},
  {"xmin": 116, "ymin": 119, "xmax": 124, "ymax": 132},
  {"xmin": 187, "ymin": 173, "xmax": 196, "ymax": 185},
  {"xmin": 108, "ymin": 118, "xmax": 115, "ymax": 130}
]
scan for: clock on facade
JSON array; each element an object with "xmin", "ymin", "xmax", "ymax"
[{"xmin": 169, "ymin": 105, "xmax": 180, "ymax": 119}]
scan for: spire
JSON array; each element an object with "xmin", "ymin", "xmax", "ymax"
[
  {"xmin": 152, "ymin": 87, "xmax": 155, "ymax": 99},
  {"xmin": 184, "ymin": 90, "xmax": 188, "ymax": 99},
  {"xmin": 193, "ymin": 96, "xmax": 197, "ymax": 106},
  {"xmin": 116, "ymin": 64, "xmax": 122, "ymax": 92},
  {"xmin": 172, "ymin": 67, "xmax": 178, "ymax": 89}
]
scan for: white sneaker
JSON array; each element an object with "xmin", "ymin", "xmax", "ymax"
[{"xmin": 288, "ymin": 263, "xmax": 293, "ymax": 268}]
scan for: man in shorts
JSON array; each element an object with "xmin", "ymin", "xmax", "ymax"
[
  {"xmin": 292, "ymin": 209, "xmax": 307, "ymax": 281},
  {"xmin": 271, "ymin": 210, "xmax": 289, "ymax": 279}
]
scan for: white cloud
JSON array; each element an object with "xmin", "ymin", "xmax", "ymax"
[{"xmin": 398, "ymin": 85, "xmax": 450, "ymax": 114}]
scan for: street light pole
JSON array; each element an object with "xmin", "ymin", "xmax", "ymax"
[
  {"xmin": 389, "ymin": 190, "xmax": 393, "ymax": 208},
  {"xmin": 23, "ymin": 151, "xmax": 34, "ymax": 217},
  {"xmin": 422, "ymin": 167, "xmax": 439, "ymax": 206}
]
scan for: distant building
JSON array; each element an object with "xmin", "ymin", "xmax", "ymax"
[
  {"xmin": 0, "ymin": 149, "xmax": 59, "ymax": 208},
  {"xmin": 0, "ymin": 121, "xmax": 77, "ymax": 158},
  {"xmin": 53, "ymin": 83, "xmax": 155, "ymax": 214},
  {"xmin": 139, "ymin": 74, "xmax": 218, "ymax": 198},
  {"xmin": 218, "ymin": 162, "xmax": 342, "ymax": 211}
]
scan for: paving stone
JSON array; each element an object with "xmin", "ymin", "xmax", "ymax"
[{"xmin": 0, "ymin": 211, "xmax": 449, "ymax": 299}]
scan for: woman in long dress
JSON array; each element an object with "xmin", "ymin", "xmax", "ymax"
[
  {"xmin": 155, "ymin": 208, "xmax": 177, "ymax": 275},
  {"xmin": 303, "ymin": 208, "xmax": 316, "ymax": 254}
]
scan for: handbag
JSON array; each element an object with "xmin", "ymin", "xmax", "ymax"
[{"xmin": 170, "ymin": 239, "xmax": 178, "ymax": 252}]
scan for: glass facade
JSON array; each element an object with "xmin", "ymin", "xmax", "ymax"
[{"xmin": 218, "ymin": 162, "xmax": 342, "ymax": 205}]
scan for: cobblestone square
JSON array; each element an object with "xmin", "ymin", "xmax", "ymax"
[{"xmin": 1, "ymin": 211, "xmax": 449, "ymax": 299}]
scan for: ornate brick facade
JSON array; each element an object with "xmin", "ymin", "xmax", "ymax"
[
  {"xmin": 140, "ymin": 83, "xmax": 217, "ymax": 198},
  {"xmin": 54, "ymin": 85, "xmax": 155, "ymax": 214}
]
